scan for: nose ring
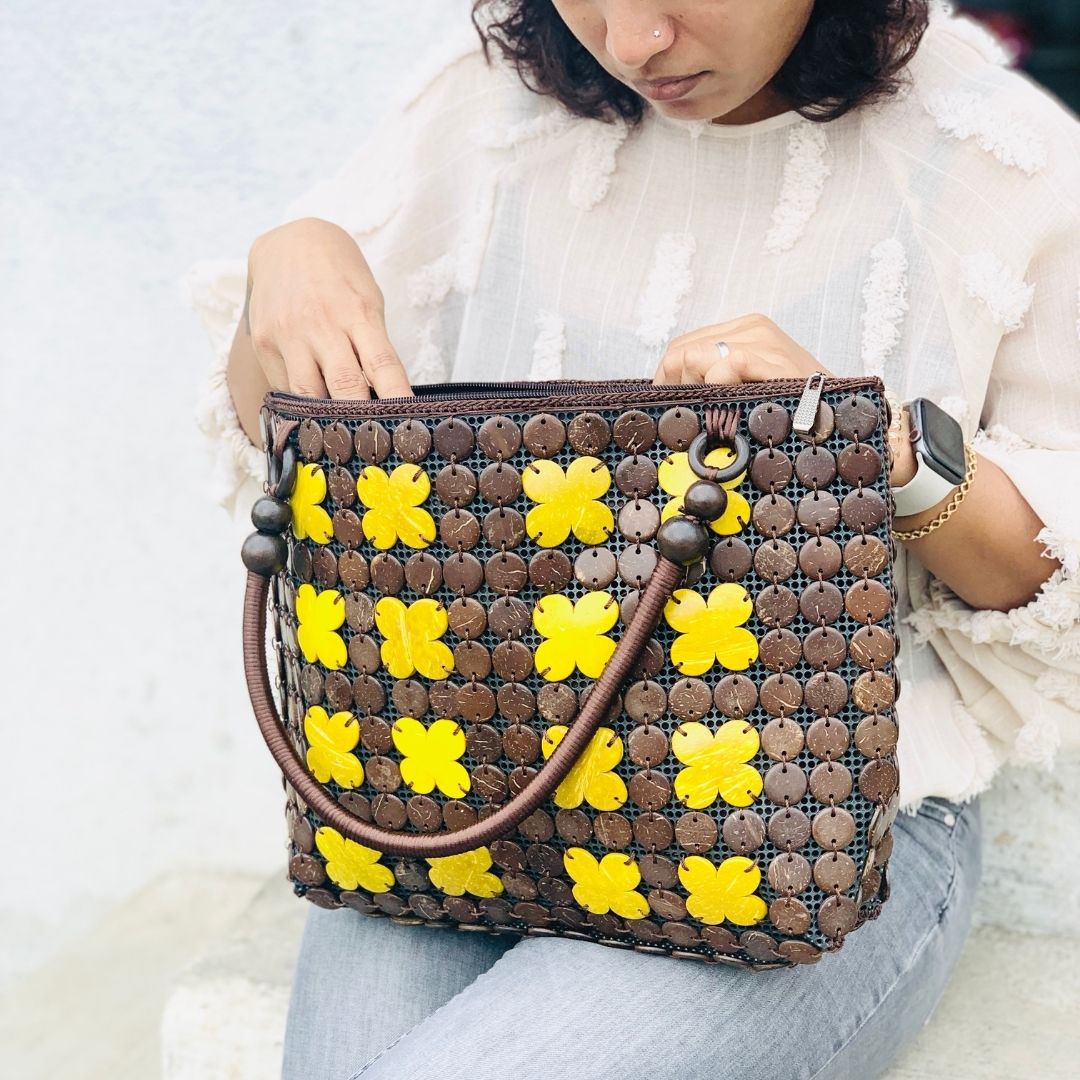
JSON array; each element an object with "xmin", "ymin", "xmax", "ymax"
[{"xmin": 653, "ymin": 29, "xmax": 661, "ymax": 38}]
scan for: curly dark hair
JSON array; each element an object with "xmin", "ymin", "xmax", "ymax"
[{"xmin": 469, "ymin": 0, "xmax": 931, "ymax": 126}]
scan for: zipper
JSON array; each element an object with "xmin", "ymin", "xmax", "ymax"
[
  {"xmin": 792, "ymin": 372, "xmax": 828, "ymax": 435},
  {"xmin": 267, "ymin": 375, "xmax": 880, "ymax": 417}
]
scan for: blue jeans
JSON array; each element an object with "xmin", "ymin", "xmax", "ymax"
[{"xmin": 282, "ymin": 795, "xmax": 982, "ymax": 1080}]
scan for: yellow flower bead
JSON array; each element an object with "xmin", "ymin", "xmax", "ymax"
[
  {"xmin": 391, "ymin": 716, "xmax": 470, "ymax": 798},
  {"xmin": 315, "ymin": 827, "xmax": 394, "ymax": 893},
  {"xmin": 426, "ymin": 847, "xmax": 503, "ymax": 898},
  {"xmin": 533, "ymin": 590, "xmax": 618, "ymax": 681},
  {"xmin": 678, "ymin": 854, "xmax": 767, "ymax": 926},
  {"xmin": 657, "ymin": 448, "xmax": 750, "ymax": 536},
  {"xmin": 542, "ymin": 725, "xmax": 628, "ymax": 811},
  {"xmin": 295, "ymin": 584, "xmax": 347, "ymax": 670},
  {"xmin": 663, "ymin": 583, "xmax": 759, "ymax": 675},
  {"xmin": 522, "ymin": 456, "xmax": 614, "ymax": 547},
  {"xmin": 671, "ymin": 719, "xmax": 763, "ymax": 809},
  {"xmin": 563, "ymin": 847, "xmax": 648, "ymax": 919},
  {"xmin": 373, "ymin": 596, "xmax": 454, "ymax": 680},
  {"xmin": 355, "ymin": 462, "xmax": 436, "ymax": 549},
  {"xmin": 289, "ymin": 463, "xmax": 334, "ymax": 544},
  {"xmin": 303, "ymin": 705, "xmax": 363, "ymax": 789}
]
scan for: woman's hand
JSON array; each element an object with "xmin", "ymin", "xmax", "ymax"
[
  {"xmin": 245, "ymin": 217, "xmax": 412, "ymax": 400},
  {"xmin": 651, "ymin": 313, "xmax": 834, "ymax": 386}
]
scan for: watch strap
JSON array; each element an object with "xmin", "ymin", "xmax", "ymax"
[{"xmin": 891, "ymin": 451, "xmax": 959, "ymax": 517}]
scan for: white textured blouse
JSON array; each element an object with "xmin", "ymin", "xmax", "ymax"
[{"xmin": 186, "ymin": 4, "xmax": 1080, "ymax": 815}]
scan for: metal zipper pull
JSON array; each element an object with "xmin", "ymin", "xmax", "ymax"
[{"xmin": 792, "ymin": 372, "xmax": 827, "ymax": 436}]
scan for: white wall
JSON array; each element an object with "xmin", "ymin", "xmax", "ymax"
[{"xmin": 0, "ymin": 0, "xmax": 469, "ymax": 987}]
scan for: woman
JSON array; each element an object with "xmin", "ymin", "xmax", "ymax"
[{"xmin": 188, "ymin": 2, "xmax": 1080, "ymax": 1077}]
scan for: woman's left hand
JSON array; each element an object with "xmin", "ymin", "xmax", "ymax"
[{"xmin": 651, "ymin": 313, "xmax": 834, "ymax": 385}]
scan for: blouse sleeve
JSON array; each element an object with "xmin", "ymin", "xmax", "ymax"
[
  {"xmin": 183, "ymin": 30, "xmax": 506, "ymax": 517},
  {"xmin": 905, "ymin": 200, "xmax": 1080, "ymax": 772}
]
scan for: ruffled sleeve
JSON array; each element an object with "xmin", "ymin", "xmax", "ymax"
[
  {"xmin": 183, "ymin": 28, "xmax": 510, "ymax": 517},
  {"xmin": 905, "ymin": 192, "xmax": 1080, "ymax": 774}
]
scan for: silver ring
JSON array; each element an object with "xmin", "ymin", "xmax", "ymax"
[
  {"xmin": 653, "ymin": 29, "xmax": 662, "ymax": 38},
  {"xmin": 714, "ymin": 340, "xmax": 731, "ymax": 360}
]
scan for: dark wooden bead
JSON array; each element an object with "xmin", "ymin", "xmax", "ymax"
[
  {"xmin": 251, "ymin": 496, "xmax": 291, "ymax": 533},
  {"xmin": 655, "ymin": 517, "xmax": 710, "ymax": 564},
  {"xmin": 681, "ymin": 480, "xmax": 727, "ymax": 521},
  {"xmin": 241, "ymin": 531, "xmax": 288, "ymax": 575}
]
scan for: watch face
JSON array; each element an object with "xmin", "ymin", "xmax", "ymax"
[{"xmin": 910, "ymin": 398, "xmax": 965, "ymax": 485}]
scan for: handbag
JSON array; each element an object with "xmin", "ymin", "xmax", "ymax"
[{"xmin": 240, "ymin": 374, "xmax": 901, "ymax": 970}]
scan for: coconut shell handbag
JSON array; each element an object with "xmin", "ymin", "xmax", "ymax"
[{"xmin": 240, "ymin": 374, "xmax": 901, "ymax": 970}]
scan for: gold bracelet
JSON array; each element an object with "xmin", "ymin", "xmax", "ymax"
[{"xmin": 892, "ymin": 444, "xmax": 978, "ymax": 542}]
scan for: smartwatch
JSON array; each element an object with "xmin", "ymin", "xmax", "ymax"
[{"xmin": 891, "ymin": 397, "xmax": 966, "ymax": 517}]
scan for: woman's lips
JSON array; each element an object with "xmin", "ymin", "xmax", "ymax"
[{"xmin": 637, "ymin": 71, "xmax": 707, "ymax": 102}]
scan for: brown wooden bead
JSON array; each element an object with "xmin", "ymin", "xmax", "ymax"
[
  {"xmin": 722, "ymin": 808, "xmax": 766, "ymax": 854},
  {"xmin": 852, "ymin": 671, "xmax": 896, "ymax": 713},
  {"xmin": 439, "ymin": 508, "xmax": 481, "ymax": 550},
  {"xmin": 669, "ymin": 677, "xmax": 712, "ymax": 721},
  {"xmin": 391, "ymin": 679, "xmax": 427, "ymax": 719},
  {"xmin": 803, "ymin": 626, "xmax": 847, "ymax": 670},
  {"xmin": 800, "ymin": 581, "xmax": 844, "ymax": 625},
  {"xmin": 485, "ymin": 552, "xmax": 528, "ymax": 594},
  {"xmin": 432, "ymin": 416, "xmax": 475, "ymax": 460},
  {"xmin": 854, "ymin": 714, "xmax": 898, "ymax": 758},
  {"xmin": 629, "ymin": 769, "xmax": 671, "ymax": 811},
  {"xmin": 794, "ymin": 445, "xmax": 836, "ymax": 488},
  {"xmin": 714, "ymin": 674, "xmax": 758, "ymax": 718},
  {"xmin": 804, "ymin": 671, "xmax": 848, "ymax": 716},
  {"xmin": 658, "ymin": 406, "xmax": 699, "ymax": 450},
  {"xmin": 435, "ymin": 463, "xmax": 478, "ymax": 507},
  {"xmin": 371, "ymin": 794, "xmax": 406, "ymax": 830},
  {"xmin": 767, "ymin": 806, "xmax": 811, "ymax": 849},
  {"xmin": 845, "ymin": 579, "xmax": 892, "ymax": 624},
  {"xmin": 567, "ymin": 412, "xmax": 611, "ymax": 454},
  {"xmin": 849, "ymin": 625, "xmax": 895, "ymax": 669},
  {"xmin": 618, "ymin": 543, "xmax": 658, "ymax": 586},
  {"xmin": 837, "ymin": 442, "xmax": 881, "ymax": 485},
  {"xmin": 814, "ymin": 853, "xmax": 858, "ymax": 894},
  {"xmin": 503, "ymin": 722, "xmax": 541, "ymax": 764},
  {"xmin": 614, "ymin": 455, "xmax": 658, "ymax": 497},
  {"xmin": 483, "ymin": 508, "xmax": 527, "ymax": 549},
  {"xmin": 759, "ymin": 673, "xmax": 803, "ymax": 717},
  {"xmin": 749, "ymin": 448, "xmax": 793, "ymax": 492},
  {"xmin": 366, "ymin": 755, "xmax": 402, "ymax": 793},
  {"xmin": 761, "ymin": 717, "xmax": 804, "ymax": 762},
  {"xmin": 812, "ymin": 805, "xmax": 856, "ymax": 849},
  {"xmin": 517, "ymin": 809, "xmax": 555, "ymax": 843},
  {"xmin": 751, "ymin": 494, "xmax": 796, "ymax": 538},
  {"xmin": 447, "ymin": 596, "xmax": 486, "ymax": 639},
  {"xmin": 805, "ymin": 716, "xmax": 849, "ymax": 760},
  {"xmin": 613, "ymin": 409, "xmax": 657, "ymax": 453},
  {"xmin": 842, "ymin": 488, "xmax": 887, "ymax": 531},
  {"xmin": 754, "ymin": 538, "xmax": 797, "ymax": 582},
  {"xmin": 769, "ymin": 896, "xmax": 812, "ymax": 935},
  {"xmin": 758, "ymin": 629, "xmax": 802, "ymax": 673},
  {"xmin": 617, "ymin": 498, "xmax": 661, "ymax": 542},
  {"xmin": 479, "ymin": 461, "xmax": 522, "ymax": 505},
  {"xmin": 406, "ymin": 796, "xmax": 442, "ymax": 832},
  {"xmin": 808, "ymin": 761, "xmax": 854, "ymax": 804},
  {"xmin": 798, "ymin": 537, "xmax": 842, "ymax": 580},
  {"xmin": 466, "ymin": 724, "xmax": 502, "ymax": 764},
  {"xmin": 649, "ymin": 889, "xmax": 688, "ymax": 921},
  {"xmin": 477, "ymin": 415, "xmax": 521, "ymax": 459},
  {"xmin": 675, "ymin": 811, "xmax": 718, "ymax": 853},
  {"xmin": 493, "ymin": 641, "xmax": 533, "ymax": 682},
  {"xmin": 321, "ymin": 421, "xmax": 352, "ymax": 464},
  {"xmin": 332, "ymin": 509, "xmax": 365, "ymax": 549},
  {"xmin": 522, "ymin": 413, "xmax": 566, "ymax": 458},
  {"xmin": 594, "ymin": 812, "xmax": 633, "ymax": 850},
  {"xmin": 324, "ymin": 672, "xmax": 352, "ymax": 711},
  {"xmin": 328, "ymin": 464, "xmax": 357, "ymax": 507},
  {"xmin": 624, "ymin": 681, "xmax": 667, "ymax": 724},
  {"xmin": 797, "ymin": 491, "xmax": 841, "ymax": 532},
  {"xmin": 859, "ymin": 759, "xmax": 899, "ymax": 801},
  {"xmin": 443, "ymin": 552, "xmax": 484, "ymax": 594},
  {"xmin": 348, "ymin": 635, "xmax": 380, "ymax": 674},
  {"xmin": 633, "ymin": 812, "xmax": 675, "ymax": 852},
  {"xmin": 747, "ymin": 402, "xmax": 791, "ymax": 446},
  {"xmin": 352, "ymin": 676, "xmax": 385, "ymax": 714},
  {"xmin": 537, "ymin": 683, "xmax": 578, "ymax": 724},
  {"xmin": 709, "ymin": 537, "xmax": 753, "ymax": 582},
  {"xmin": 834, "ymin": 394, "xmax": 879, "ymax": 440},
  {"xmin": 754, "ymin": 584, "xmax": 798, "ymax": 628},
  {"xmin": 528, "ymin": 549, "xmax": 573, "ymax": 593},
  {"xmin": 777, "ymin": 939, "xmax": 822, "ymax": 964},
  {"xmin": 311, "ymin": 548, "xmax": 339, "ymax": 587},
  {"xmin": 494, "ymin": 680, "xmax": 533, "ymax": 723},
  {"xmin": 764, "ymin": 761, "xmax": 808, "ymax": 805},
  {"xmin": 487, "ymin": 596, "xmax": 531, "ymax": 640},
  {"xmin": 767, "ymin": 851, "xmax": 811, "ymax": 893},
  {"xmin": 354, "ymin": 420, "xmax": 391, "ymax": 463},
  {"xmin": 575, "ymin": 546, "xmax": 618, "ymax": 589},
  {"xmin": 844, "ymin": 534, "xmax": 889, "ymax": 577},
  {"xmin": 390, "ymin": 419, "xmax": 431, "ymax": 463},
  {"xmin": 555, "ymin": 809, "xmax": 593, "ymax": 845},
  {"xmin": 297, "ymin": 419, "xmax": 324, "ymax": 462}
]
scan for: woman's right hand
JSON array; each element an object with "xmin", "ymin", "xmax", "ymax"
[{"xmin": 245, "ymin": 217, "xmax": 412, "ymax": 400}]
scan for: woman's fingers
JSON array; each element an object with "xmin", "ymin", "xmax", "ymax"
[
  {"xmin": 315, "ymin": 328, "xmax": 372, "ymax": 400},
  {"xmin": 347, "ymin": 316, "xmax": 413, "ymax": 399},
  {"xmin": 281, "ymin": 343, "xmax": 329, "ymax": 399}
]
